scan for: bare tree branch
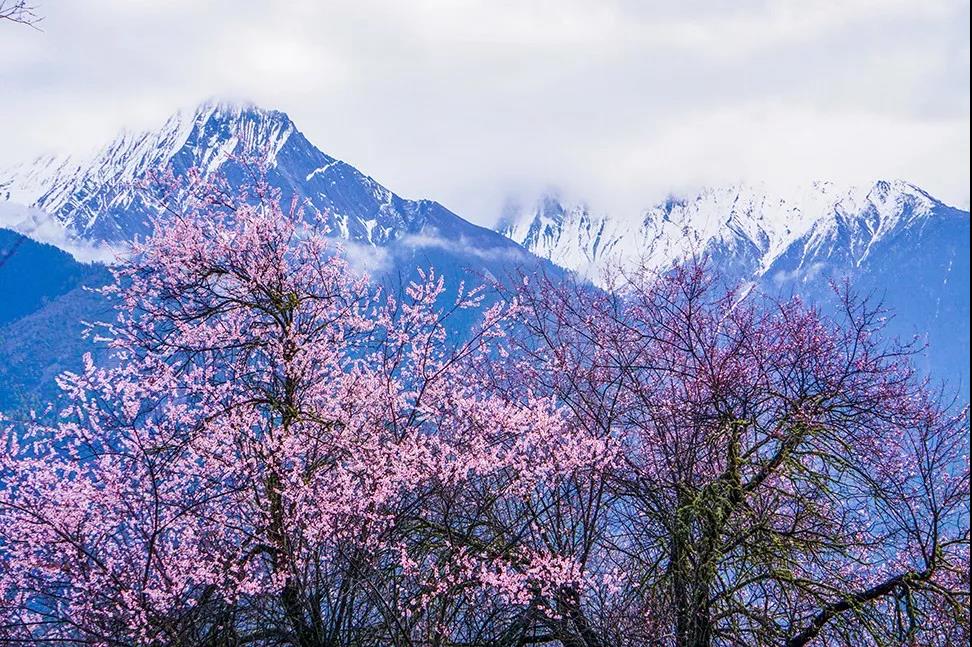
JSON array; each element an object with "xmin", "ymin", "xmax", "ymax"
[{"xmin": 0, "ymin": 1, "xmax": 41, "ymax": 28}]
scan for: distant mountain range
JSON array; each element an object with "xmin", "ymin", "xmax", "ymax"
[
  {"xmin": 497, "ymin": 180, "xmax": 953, "ymax": 285},
  {"xmin": 499, "ymin": 183, "xmax": 969, "ymax": 397},
  {"xmin": 1, "ymin": 101, "xmax": 968, "ymax": 410}
]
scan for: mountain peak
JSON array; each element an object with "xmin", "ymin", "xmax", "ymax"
[
  {"xmin": 499, "ymin": 179, "xmax": 960, "ymax": 284},
  {"xmin": 865, "ymin": 178, "xmax": 938, "ymax": 209},
  {"xmin": 186, "ymin": 99, "xmax": 296, "ymax": 134},
  {"xmin": 167, "ymin": 98, "xmax": 290, "ymax": 125},
  {"xmin": 0, "ymin": 101, "xmax": 530, "ymax": 266},
  {"xmin": 1, "ymin": 100, "xmax": 305, "ymax": 241}
]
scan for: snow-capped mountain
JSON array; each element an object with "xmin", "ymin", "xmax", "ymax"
[
  {"xmin": 0, "ymin": 101, "xmax": 550, "ymax": 411},
  {"xmin": 498, "ymin": 180, "xmax": 948, "ymax": 285},
  {"xmin": 1, "ymin": 101, "xmax": 528, "ymax": 264},
  {"xmin": 0, "ymin": 101, "xmax": 967, "ymax": 408},
  {"xmin": 500, "ymin": 182, "xmax": 970, "ymax": 396}
]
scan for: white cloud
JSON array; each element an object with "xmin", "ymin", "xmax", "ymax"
[
  {"xmin": 399, "ymin": 230, "xmax": 524, "ymax": 263},
  {"xmin": 0, "ymin": 203, "xmax": 123, "ymax": 263},
  {"xmin": 772, "ymin": 262, "xmax": 828, "ymax": 287},
  {"xmin": 1, "ymin": 0, "xmax": 968, "ymax": 223},
  {"xmin": 338, "ymin": 239, "xmax": 392, "ymax": 276}
]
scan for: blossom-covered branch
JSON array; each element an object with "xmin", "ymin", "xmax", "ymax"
[{"xmin": 0, "ymin": 168, "xmax": 967, "ymax": 646}]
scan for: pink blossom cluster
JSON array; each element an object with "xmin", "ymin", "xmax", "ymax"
[{"xmin": 0, "ymin": 170, "xmax": 967, "ymax": 646}]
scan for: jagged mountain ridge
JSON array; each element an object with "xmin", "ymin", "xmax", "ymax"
[
  {"xmin": 1, "ymin": 101, "xmax": 526, "ymax": 262},
  {"xmin": 498, "ymin": 180, "xmax": 948, "ymax": 285},
  {"xmin": 0, "ymin": 101, "xmax": 967, "ymax": 405},
  {"xmin": 500, "ymin": 182, "xmax": 970, "ymax": 396},
  {"xmin": 0, "ymin": 101, "xmax": 549, "ymax": 413}
]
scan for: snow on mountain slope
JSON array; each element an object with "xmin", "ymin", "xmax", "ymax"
[
  {"xmin": 498, "ymin": 180, "xmax": 943, "ymax": 285},
  {"xmin": 1, "ymin": 105, "xmax": 222, "ymax": 241},
  {"xmin": 500, "ymin": 181, "xmax": 969, "ymax": 396},
  {"xmin": 1, "ymin": 101, "xmax": 965, "ymax": 402},
  {"xmin": 0, "ymin": 101, "xmax": 556, "ymax": 413},
  {"xmin": 1, "ymin": 101, "xmax": 529, "ymax": 268}
]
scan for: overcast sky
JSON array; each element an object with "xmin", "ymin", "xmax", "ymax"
[{"xmin": 1, "ymin": 0, "xmax": 969, "ymax": 223}]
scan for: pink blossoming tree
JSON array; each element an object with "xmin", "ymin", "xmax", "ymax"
[
  {"xmin": 0, "ymin": 171, "xmax": 611, "ymax": 646},
  {"xmin": 508, "ymin": 264, "xmax": 970, "ymax": 646},
  {"xmin": 0, "ymin": 168, "xmax": 968, "ymax": 646}
]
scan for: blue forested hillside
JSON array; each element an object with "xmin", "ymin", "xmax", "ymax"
[{"xmin": 0, "ymin": 228, "xmax": 98, "ymax": 327}]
